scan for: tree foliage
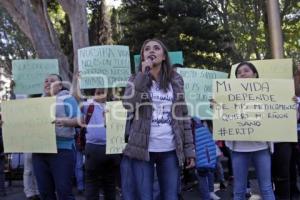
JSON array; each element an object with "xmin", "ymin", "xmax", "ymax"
[
  {"xmin": 206, "ymin": 0, "xmax": 300, "ymax": 62},
  {"xmin": 116, "ymin": 0, "xmax": 235, "ymax": 71},
  {"xmin": 113, "ymin": 0, "xmax": 299, "ymax": 70},
  {"xmin": 281, "ymin": 1, "xmax": 300, "ymax": 61},
  {"xmin": 47, "ymin": 0, "xmax": 73, "ymax": 68},
  {"xmin": 88, "ymin": 0, "xmax": 113, "ymax": 45},
  {"xmin": 0, "ymin": 5, "xmax": 34, "ymax": 74},
  {"xmin": 0, "ymin": 0, "xmax": 89, "ymax": 84},
  {"xmin": 0, "ymin": 0, "xmax": 299, "ymax": 79}
]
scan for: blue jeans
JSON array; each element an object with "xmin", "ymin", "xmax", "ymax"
[
  {"xmin": 231, "ymin": 149, "xmax": 275, "ymax": 200},
  {"xmin": 153, "ymin": 167, "xmax": 161, "ymax": 200},
  {"xmin": 196, "ymin": 168, "xmax": 214, "ymax": 200},
  {"xmin": 121, "ymin": 156, "xmax": 138, "ymax": 200},
  {"xmin": 32, "ymin": 149, "xmax": 75, "ymax": 200},
  {"xmin": 121, "ymin": 151, "xmax": 179, "ymax": 200},
  {"xmin": 152, "ymin": 166, "xmax": 182, "ymax": 200},
  {"xmin": 74, "ymin": 149, "xmax": 84, "ymax": 191}
]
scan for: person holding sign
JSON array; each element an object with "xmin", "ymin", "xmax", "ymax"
[
  {"xmin": 0, "ymin": 115, "xmax": 6, "ymax": 197},
  {"xmin": 81, "ymin": 88, "xmax": 119, "ymax": 200},
  {"xmin": 273, "ymin": 62, "xmax": 300, "ymax": 199},
  {"xmin": 121, "ymin": 39, "xmax": 195, "ymax": 200},
  {"xmin": 32, "ymin": 74, "xmax": 79, "ymax": 200},
  {"xmin": 213, "ymin": 62, "xmax": 275, "ymax": 200}
]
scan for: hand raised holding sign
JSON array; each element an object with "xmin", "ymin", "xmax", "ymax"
[
  {"xmin": 0, "ymin": 113, "xmax": 2, "ymax": 127},
  {"xmin": 294, "ymin": 61, "xmax": 300, "ymax": 96}
]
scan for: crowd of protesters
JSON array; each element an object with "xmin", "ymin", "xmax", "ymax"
[{"xmin": 0, "ymin": 39, "xmax": 300, "ymax": 200}]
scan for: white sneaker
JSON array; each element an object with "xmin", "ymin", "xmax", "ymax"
[{"xmin": 209, "ymin": 192, "xmax": 220, "ymax": 200}]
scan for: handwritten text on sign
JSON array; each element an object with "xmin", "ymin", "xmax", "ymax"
[
  {"xmin": 105, "ymin": 101, "xmax": 127, "ymax": 154},
  {"xmin": 212, "ymin": 79, "xmax": 297, "ymax": 142},
  {"xmin": 2, "ymin": 97, "xmax": 57, "ymax": 153},
  {"xmin": 177, "ymin": 68, "xmax": 227, "ymax": 119},
  {"xmin": 12, "ymin": 59, "xmax": 59, "ymax": 95},
  {"xmin": 78, "ymin": 45, "xmax": 131, "ymax": 89}
]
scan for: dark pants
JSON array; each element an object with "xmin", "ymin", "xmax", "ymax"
[
  {"xmin": 290, "ymin": 144, "xmax": 300, "ymax": 194},
  {"xmin": 85, "ymin": 143, "xmax": 119, "ymax": 200},
  {"xmin": 32, "ymin": 149, "xmax": 75, "ymax": 200},
  {"xmin": 0, "ymin": 155, "xmax": 5, "ymax": 194},
  {"xmin": 272, "ymin": 143, "xmax": 292, "ymax": 200},
  {"xmin": 220, "ymin": 145, "xmax": 233, "ymax": 178}
]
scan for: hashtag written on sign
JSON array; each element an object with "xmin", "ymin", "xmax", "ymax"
[{"xmin": 217, "ymin": 127, "xmax": 255, "ymax": 136}]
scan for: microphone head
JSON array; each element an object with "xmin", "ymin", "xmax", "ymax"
[
  {"xmin": 145, "ymin": 56, "xmax": 155, "ymax": 74},
  {"xmin": 145, "ymin": 66, "xmax": 151, "ymax": 74},
  {"xmin": 148, "ymin": 55, "xmax": 155, "ymax": 61}
]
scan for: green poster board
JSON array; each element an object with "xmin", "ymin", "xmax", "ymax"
[
  {"xmin": 12, "ymin": 59, "xmax": 59, "ymax": 95},
  {"xmin": 78, "ymin": 45, "xmax": 131, "ymax": 89},
  {"xmin": 177, "ymin": 68, "xmax": 228, "ymax": 119}
]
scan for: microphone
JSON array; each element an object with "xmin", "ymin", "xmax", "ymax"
[
  {"xmin": 145, "ymin": 56, "xmax": 155, "ymax": 74},
  {"xmin": 145, "ymin": 66, "xmax": 151, "ymax": 74}
]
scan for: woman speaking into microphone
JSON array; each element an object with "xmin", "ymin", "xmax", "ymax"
[{"xmin": 121, "ymin": 38, "xmax": 195, "ymax": 200}]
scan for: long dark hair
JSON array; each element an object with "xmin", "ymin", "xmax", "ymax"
[
  {"xmin": 235, "ymin": 61, "xmax": 259, "ymax": 78},
  {"xmin": 138, "ymin": 39, "xmax": 173, "ymax": 92},
  {"xmin": 49, "ymin": 73, "xmax": 69, "ymax": 91},
  {"xmin": 84, "ymin": 88, "xmax": 114, "ymax": 101}
]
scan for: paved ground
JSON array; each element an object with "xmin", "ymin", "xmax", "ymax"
[
  {"xmin": 0, "ymin": 179, "xmax": 262, "ymax": 200},
  {"xmin": 2, "ymin": 178, "xmax": 300, "ymax": 199}
]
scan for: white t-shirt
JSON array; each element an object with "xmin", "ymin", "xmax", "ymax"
[{"xmin": 148, "ymin": 81, "xmax": 175, "ymax": 152}]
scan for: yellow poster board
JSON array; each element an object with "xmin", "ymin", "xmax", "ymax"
[
  {"xmin": 2, "ymin": 97, "xmax": 57, "ymax": 153},
  {"xmin": 105, "ymin": 101, "xmax": 127, "ymax": 154},
  {"xmin": 213, "ymin": 79, "xmax": 297, "ymax": 142},
  {"xmin": 230, "ymin": 59, "xmax": 293, "ymax": 79}
]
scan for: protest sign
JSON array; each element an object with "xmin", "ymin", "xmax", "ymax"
[
  {"xmin": 213, "ymin": 79, "xmax": 297, "ymax": 142},
  {"xmin": 105, "ymin": 101, "xmax": 127, "ymax": 154},
  {"xmin": 230, "ymin": 59, "xmax": 293, "ymax": 79},
  {"xmin": 177, "ymin": 68, "xmax": 228, "ymax": 119},
  {"xmin": 2, "ymin": 97, "xmax": 57, "ymax": 153},
  {"xmin": 78, "ymin": 45, "xmax": 131, "ymax": 88},
  {"xmin": 12, "ymin": 59, "xmax": 59, "ymax": 95}
]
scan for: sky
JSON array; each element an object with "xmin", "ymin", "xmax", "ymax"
[{"xmin": 106, "ymin": 0, "xmax": 121, "ymax": 8}]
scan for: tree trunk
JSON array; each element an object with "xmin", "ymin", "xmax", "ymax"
[
  {"xmin": 57, "ymin": 0, "xmax": 89, "ymax": 97},
  {"xmin": 0, "ymin": 0, "xmax": 72, "ymax": 82},
  {"xmin": 262, "ymin": 1, "xmax": 272, "ymax": 59}
]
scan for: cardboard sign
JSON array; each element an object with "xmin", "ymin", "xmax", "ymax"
[
  {"xmin": 78, "ymin": 45, "xmax": 131, "ymax": 89},
  {"xmin": 2, "ymin": 97, "xmax": 57, "ymax": 153},
  {"xmin": 12, "ymin": 59, "xmax": 59, "ymax": 95},
  {"xmin": 177, "ymin": 68, "xmax": 228, "ymax": 119},
  {"xmin": 213, "ymin": 79, "xmax": 297, "ymax": 142},
  {"xmin": 105, "ymin": 101, "xmax": 127, "ymax": 154}
]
